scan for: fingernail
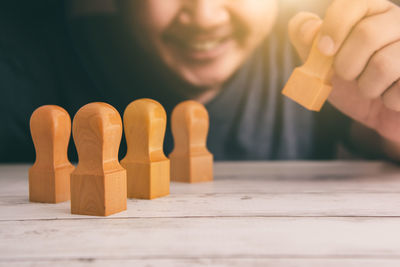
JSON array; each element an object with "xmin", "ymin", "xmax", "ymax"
[{"xmin": 318, "ymin": 35, "xmax": 335, "ymax": 56}]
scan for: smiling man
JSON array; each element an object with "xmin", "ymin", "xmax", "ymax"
[
  {"xmin": 122, "ymin": 1, "xmax": 278, "ymax": 100},
  {"xmin": 1, "ymin": 0, "xmax": 400, "ymax": 162}
]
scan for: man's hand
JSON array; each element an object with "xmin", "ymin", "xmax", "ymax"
[{"xmin": 289, "ymin": 0, "xmax": 400, "ymax": 147}]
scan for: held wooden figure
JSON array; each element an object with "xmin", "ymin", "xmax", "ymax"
[
  {"xmin": 121, "ymin": 99, "xmax": 170, "ymax": 200},
  {"xmin": 282, "ymin": 34, "xmax": 334, "ymax": 111},
  {"xmin": 169, "ymin": 101, "xmax": 213, "ymax": 183},
  {"xmin": 70, "ymin": 102, "xmax": 127, "ymax": 216},
  {"xmin": 29, "ymin": 105, "xmax": 74, "ymax": 203}
]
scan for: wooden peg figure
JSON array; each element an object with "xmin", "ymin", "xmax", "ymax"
[
  {"xmin": 121, "ymin": 99, "xmax": 170, "ymax": 199},
  {"xmin": 282, "ymin": 34, "xmax": 334, "ymax": 111},
  {"xmin": 70, "ymin": 102, "xmax": 127, "ymax": 216},
  {"xmin": 169, "ymin": 100, "xmax": 213, "ymax": 183},
  {"xmin": 29, "ymin": 105, "xmax": 74, "ymax": 203}
]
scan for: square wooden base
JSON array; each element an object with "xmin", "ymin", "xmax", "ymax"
[{"xmin": 70, "ymin": 169, "xmax": 127, "ymax": 216}]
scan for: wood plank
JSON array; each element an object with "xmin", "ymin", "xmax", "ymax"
[
  {"xmin": 213, "ymin": 161, "xmax": 399, "ymax": 178},
  {"xmin": 1, "ymin": 162, "xmax": 400, "ymax": 220},
  {"xmin": 1, "ymin": 217, "xmax": 400, "ymax": 261},
  {"xmin": 1, "ymin": 161, "xmax": 399, "ymax": 182},
  {"xmin": 2, "ymin": 258, "xmax": 400, "ymax": 267}
]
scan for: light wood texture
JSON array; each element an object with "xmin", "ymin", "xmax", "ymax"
[
  {"xmin": 2, "ymin": 161, "xmax": 400, "ymax": 266},
  {"xmin": 70, "ymin": 102, "xmax": 127, "ymax": 216},
  {"xmin": 169, "ymin": 101, "xmax": 213, "ymax": 183},
  {"xmin": 29, "ymin": 105, "xmax": 74, "ymax": 203},
  {"xmin": 1, "ymin": 259, "xmax": 399, "ymax": 267},
  {"xmin": 121, "ymin": 99, "xmax": 170, "ymax": 199},
  {"xmin": 282, "ymin": 35, "xmax": 334, "ymax": 111}
]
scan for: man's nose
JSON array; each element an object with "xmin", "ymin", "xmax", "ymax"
[{"xmin": 179, "ymin": 0, "xmax": 230, "ymax": 29}]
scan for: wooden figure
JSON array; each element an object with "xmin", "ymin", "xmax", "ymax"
[
  {"xmin": 282, "ymin": 34, "xmax": 334, "ymax": 111},
  {"xmin": 121, "ymin": 99, "xmax": 170, "ymax": 199},
  {"xmin": 29, "ymin": 105, "xmax": 74, "ymax": 203},
  {"xmin": 70, "ymin": 102, "xmax": 127, "ymax": 216},
  {"xmin": 169, "ymin": 100, "xmax": 213, "ymax": 183}
]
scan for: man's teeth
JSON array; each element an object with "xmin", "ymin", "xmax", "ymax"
[{"xmin": 188, "ymin": 40, "xmax": 223, "ymax": 51}]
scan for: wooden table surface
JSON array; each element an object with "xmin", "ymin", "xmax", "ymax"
[{"xmin": 1, "ymin": 161, "xmax": 400, "ymax": 266}]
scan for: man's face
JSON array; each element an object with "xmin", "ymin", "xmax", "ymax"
[{"xmin": 128, "ymin": 0, "xmax": 278, "ymax": 89}]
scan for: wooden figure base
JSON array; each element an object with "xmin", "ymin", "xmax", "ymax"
[
  {"xmin": 122, "ymin": 160, "xmax": 170, "ymax": 200},
  {"xmin": 170, "ymin": 153, "xmax": 213, "ymax": 183},
  {"xmin": 29, "ymin": 165, "xmax": 74, "ymax": 203},
  {"xmin": 282, "ymin": 67, "xmax": 332, "ymax": 111},
  {"xmin": 70, "ymin": 169, "xmax": 127, "ymax": 216}
]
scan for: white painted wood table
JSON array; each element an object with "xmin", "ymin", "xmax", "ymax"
[{"xmin": 1, "ymin": 161, "xmax": 400, "ymax": 266}]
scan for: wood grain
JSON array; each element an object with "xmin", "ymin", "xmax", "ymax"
[
  {"xmin": 2, "ymin": 161, "xmax": 400, "ymax": 266},
  {"xmin": 169, "ymin": 101, "xmax": 213, "ymax": 183},
  {"xmin": 282, "ymin": 34, "xmax": 334, "ymax": 111},
  {"xmin": 1, "ymin": 217, "xmax": 400, "ymax": 261},
  {"xmin": 1, "ymin": 259, "xmax": 400, "ymax": 267},
  {"xmin": 29, "ymin": 105, "xmax": 74, "ymax": 203}
]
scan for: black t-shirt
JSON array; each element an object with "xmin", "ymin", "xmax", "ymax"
[{"xmin": 0, "ymin": 1, "xmax": 351, "ymax": 163}]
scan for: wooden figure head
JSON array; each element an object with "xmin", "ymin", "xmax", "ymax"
[
  {"xmin": 123, "ymin": 98, "xmax": 167, "ymax": 162},
  {"xmin": 30, "ymin": 105, "xmax": 72, "ymax": 169},
  {"xmin": 72, "ymin": 102, "xmax": 123, "ymax": 174},
  {"xmin": 170, "ymin": 100, "xmax": 210, "ymax": 154}
]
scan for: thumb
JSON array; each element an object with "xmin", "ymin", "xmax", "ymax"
[{"xmin": 288, "ymin": 12, "xmax": 323, "ymax": 62}]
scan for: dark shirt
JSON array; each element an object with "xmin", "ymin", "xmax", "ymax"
[{"xmin": 0, "ymin": 1, "xmax": 351, "ymax": 163}]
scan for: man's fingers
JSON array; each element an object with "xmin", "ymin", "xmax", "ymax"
[
  {"xmin": 288, "ymin": 12, "xmax": 322, "ymax": 61},
  {"xmin": 358, "ymin": 41, "xmax": 400, "ymax": 99},
  {"xmin": 334, "ymin": 9, "xmax": 400, "ymax": 81},
  {"xmin": 318, "ymin": 0, "xmax": 392, "ymax": 56},
  {"xmin": 383, "ymin": 80, "xmax": 400, "ymax": 111}
]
